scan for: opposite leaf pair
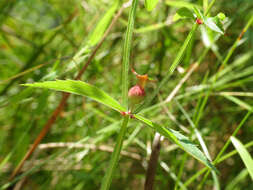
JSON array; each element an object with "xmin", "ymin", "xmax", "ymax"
[{"xmin": 23, "ymin": 79, "xmax": 217, "ymax": 172}]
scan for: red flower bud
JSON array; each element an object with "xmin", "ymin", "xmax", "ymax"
[{"xmin": 196, "ymin": 18, "xmax": 203, "ymax": 25}]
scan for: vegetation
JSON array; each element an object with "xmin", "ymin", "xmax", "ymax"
[{"xmin": 0, "ymin": 0, "xmax": 253, "ymax": 189}]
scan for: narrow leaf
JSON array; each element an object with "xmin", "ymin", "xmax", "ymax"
[
  {"xmin": 135, "ymin": 114, "xmax": 217, "ymax": 172},
  {"xmin": 231, "ymin": 136, "xmax": 253, "ymax": 179},
  {"xmin": 65, "ymin": 0, "xmax": 119, "ymax": 73},
  {"xmin": 88, "ymin": 0, "xmax": 119, "ymax": 46},
  {"xmin": 145, "ymin": 0, "xmax": 158, "ymax": 11},
  {"xmin": 23, "ymin": 80, "xmax": 125, "ymax": 112}
]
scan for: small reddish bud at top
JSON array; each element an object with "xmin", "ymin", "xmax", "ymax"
[{"xmin": 196, "ymin": 18, "xmax": 203, "ymax": 25}]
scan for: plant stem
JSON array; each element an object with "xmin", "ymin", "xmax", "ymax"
[
  {"xmin": 100, "ymin": 0, "xmax": 138, "ymax": 189},
  {"xmin": 144, "ymin": 133, "xmax": 161, "ymax": 190},
  {"xmin": 204, "ymin": 0, "xmax": 216, "ymax": 16},
  {"xmin": 100, "ymin": 116, "xmax": 129, "ymax": 190},
  {"xmin": 214, "ymin": 111, "xmax": 252, "ymax": 164},
  {"xmin": 122, "ymin": 0, "xmax": 138, "ymax": 109},
  {"xmin": 214, "ymin": 15, "xmax": 253, "ymax": 81}
]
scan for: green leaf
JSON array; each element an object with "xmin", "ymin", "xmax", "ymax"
[
  {"xmin": 134, "ymin": 114, "xmax": 217, "ymax": 172},
  {"xmin": 145, "ymin": 0, "xmax": 158, "ymax": 11},
  {"xmin": 88, "ymin": 0, "xmax": 119, "ymax": 46},
  {"xmin": 22, "ymin": 80, "xmax": 125, "ymax": 112},
  {"xmin": 230, "ymin": 137, "xmax": 253, "ymax": 180},
  {"xmin": 200, "ymin": 25, "xmax": 213, "ymax": 47},
  {"xmin": 203, "ymin": 17, "xmax": 224, "ymax": 34},
  {"xmin": 173, "ymin": 7, "xmax": 194, "ymax": 21}
]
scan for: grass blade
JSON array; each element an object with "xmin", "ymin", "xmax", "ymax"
[
  {"xmin": 225, "ymin": 169, "xmax": 249, "ymax": 190},
  {"xmin": 88, "ymin": 0, "xmax": 119, "ymax": 46},
  {"xmin": 65, "ymin": 1, "xmax": 120, "ymax": 73},
  {"xmin": 230, "ymin": 137, "xmax": 253, "ymax": 180},
  {"xmin": 222, "ymin": 95, "xmax": 252, "ymax": 111}
]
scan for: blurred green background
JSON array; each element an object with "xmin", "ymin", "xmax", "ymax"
[{"xmin": 0, "ymin": 0, "xmax": 253, "ymax": 189}]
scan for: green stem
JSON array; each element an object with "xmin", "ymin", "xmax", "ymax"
[
  {"xmin": 204, "ymin": 0, "xmax": 216, "ymax": 16},
  {"xmin": 100, "ymin": 116, "xmax": 129, "ymax": 190},
  {"xmin": 222, "ymin": 15, "xmax": 253, "ymax": 67},
  {"xmin": 214, "ymin": 15, "xmax": 253, "ymax": 82},
  {"xmin": 122, "ymin": 0, "xmax": 138, "ymax": 109},
  {"xmin": 100, "ymin": 1, "xmax": 138, "ymax": 189},
  {"xmin": 214, "ymin": 111, "xmax": 252, "ymax": 163}
]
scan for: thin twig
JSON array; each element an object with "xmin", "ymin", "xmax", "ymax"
[
  {"xmin": 160, "ymin": 100, "xmax": 190, "ymax": 134},
  {"xmin": 165, "ymin": 62, "xmax": 198, "ymax": 103},
  {"xmin": 38, "ymin": 142, "xmax": 141, "ymax": 160}
]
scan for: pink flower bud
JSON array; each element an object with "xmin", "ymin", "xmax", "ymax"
[
  {"xmin": 128, "ymin": 85, "xmax": 145, "ymax": 98},
  {"xmin": 128, "ymin": 85, "xmax": 145, "ymax": 110},
  {"xmin": 128, "ymin": 68, "xmax": 149, "ymax": 111}
]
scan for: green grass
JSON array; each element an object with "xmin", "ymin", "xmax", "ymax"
[{"xmin": 0, "ymin": 0, "xmax": 253, "ymax": 189}]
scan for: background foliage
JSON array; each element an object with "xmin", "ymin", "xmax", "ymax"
[{"xmin": 0, "ymin": 0, "xmax": 253, "ymax": 189}]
